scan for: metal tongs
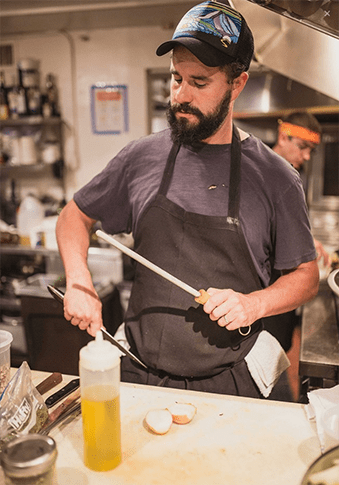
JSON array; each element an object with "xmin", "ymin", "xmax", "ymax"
[{"xmin": 47, "ymin": 285, "xmax": 147, "ymax": 369}]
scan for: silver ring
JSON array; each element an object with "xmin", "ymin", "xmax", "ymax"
[{"xmin": 224, "ymin": 315, "xmax": 229, "ymax": 325}]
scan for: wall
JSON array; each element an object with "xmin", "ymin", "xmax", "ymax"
[{"xmin": 3, "ymin": 25, "xmax": 172, "ymax": 201}]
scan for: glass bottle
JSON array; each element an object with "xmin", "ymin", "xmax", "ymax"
[
  {"xmin": 16, "ymin": 72, "xmax": 28, "ymax": 117},
  {"xmin": 42, "ymin": 74, "xmax": 59, "ymax": 117},
  {"xmin": 79, "ymin": 330, "xmax": 122, "ymax": 472},
  {"xmin": 7, "ymin": 75, "xmax": 19, "ymax": 119},
  {"xmin": 0, "ymin": 70, "xmax": 9, "ymax": 120}
]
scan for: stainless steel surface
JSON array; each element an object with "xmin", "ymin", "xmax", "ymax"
[
  {"xmin": 299, "ymin": 280, "xmax": 339, "ymax": 381},
  {"xmin": 17, "ymin": 273, "xmax": 115, "ymax": 301},
  {"xmin": 246, "ymin": 0, "xmax": 339, "ymax": 40},
  {"xmin": 47, "ymin": 284, "xmax": 147, "ymax": 369},
  {"xmin": 232, "ymin": 0, "xmax": 339, "ymax": 100},
  {"xmin": 1, "ymin": 0, "xmax": 338, "ymax": 100}
]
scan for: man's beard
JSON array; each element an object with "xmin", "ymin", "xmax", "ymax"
[{"xmin": 167, "ymin": 89, "xmax": 232, "ymax": 145}]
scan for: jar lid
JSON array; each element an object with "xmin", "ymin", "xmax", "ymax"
[
  {"xmin": 1, "ymin": 434, "xmax": 57, "ymax": 477},
  {"xmin": 0, "ymin": 329, "xmax": 13, "ymax": 350}
]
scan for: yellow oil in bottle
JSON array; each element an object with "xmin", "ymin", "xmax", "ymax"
[{"xmin": 81, "ymin": 384, "xmax": 122, "ymax": 471}]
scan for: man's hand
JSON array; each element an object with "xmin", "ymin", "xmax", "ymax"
[
  {"xmin": 63, "ymin": 284, "xmax": 103, "ymax": 337},
  {"xmin": 201, "ymin": 259, "xmax": 319, "ymax": 332},
  {"xmin": 202, "ymin": 288, "xmax": 259, "ymax": 331}
]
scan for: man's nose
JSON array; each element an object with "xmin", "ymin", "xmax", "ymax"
[
  {"xmin": 303, "ymin": 149, "xmax": 312, "ymax": 161},
  {"xmin": 173, "ymin": 82, "xmax": 193, "ymax": 104}
]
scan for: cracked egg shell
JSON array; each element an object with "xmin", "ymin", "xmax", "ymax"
[
  {"xmin": 145, "ymin": 409, "xmax": 173, "ymax": 434},
  {"xmin": 168, "ymin": 403, "xmax": 197, "ymax": 424}
]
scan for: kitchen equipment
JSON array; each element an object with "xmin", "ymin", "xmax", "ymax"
[
  {"xmin": 39, "ymin": 400, "xmax": 81, "ymax": 436},
  {"xmin": 20, "ymin": 135, "xmax": 37, "ymax": 165},
  {"xmin": 0, "ymin": 315, "xmax": 26, "ymax": 355},
  {"xmin": 79, "ymin": 330, "xmax": 122, "ymax": 471},
  {"xmin": 0, "ymin": 434, "xmax": 57, "ymax": 485},
  {"xmin": 17, "ymin": 59, "xmax": 40, "ymax": 89},
  {"xmin": 45, "ymin": 378, "xmax": 79, "ymax": 408},
  {"xmin": 41, "ymin": 141, "xmax": 60, "ymax": 164},
  {"xmin": 301, "ymin": 445, "xmax": 339, "ymax": 485},
  {"xmin": 96, "ymin": 229, "xmax": 202, "ymax": 300},
  {"xmin": 0, "ymin": 329, "xmax": 13, "ymax": 395},
  {"xmin": 328, "ymin": 269, "xmax": 339, "ymax": 297},
  {"xmin": 40, "ymin": 387, "xmax": 81, "ymax": 436},
  {"xmin": 47, "ymin": 284, "xmax": 147, "ymax": 369},
  {"xmin": 16, "ymin": 194, "xmax": 44, "ymax": 247}
]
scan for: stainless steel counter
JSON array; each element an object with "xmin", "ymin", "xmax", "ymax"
[{"xmin": 299, "ymin": 279, "xmax": 339, "ymax": 394}]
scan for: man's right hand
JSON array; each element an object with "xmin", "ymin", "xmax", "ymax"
[{"xmin": 63, "ymin": 284, "xmax": 103, "ymax": 337}]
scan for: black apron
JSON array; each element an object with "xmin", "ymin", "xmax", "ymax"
[{"xmin": 121, "ymin": 127, "xmax": 265, "ymax": 397}]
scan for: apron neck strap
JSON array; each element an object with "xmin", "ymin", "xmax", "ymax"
[
  {"xmin": 228, "ymin": 125, "xmax": 241, "ymax": 221},
  {"xmin": 160, "ymin": 125, "xmax": 242, "ymax": 220}
]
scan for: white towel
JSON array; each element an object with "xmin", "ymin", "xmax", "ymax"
[
  {"xmin": 245, "ymin": 330, "xmax": 290, "ymax": 398},
  {"xmin": 113, "ymin": 322, "xmax": 130, "ymax": 356},
  {"xmin": 306, "ymin": 384, "xmax": 339, "ymax": 452}
]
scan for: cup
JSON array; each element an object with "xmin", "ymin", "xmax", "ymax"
[
  {"xmin": 0, "ymin": 330, "xmax": 13, "ymax": 395},
  {"xmin": 321, "ymin": 405, "xmax": 339, "ymax": 452}
]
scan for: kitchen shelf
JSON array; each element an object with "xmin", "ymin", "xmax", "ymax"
[
  {"xmin": 0, "ymin": 116, "xmax": 62, "ymax": 127},
  {"xmin": 0, "ymin": 162, "xmax": 60, "ymax": 178},
  {"xmin": 0, "ymin": 116, "xmax": 65, "ymax": 186},
  {"xmin": 0, "ymin": 295, "xmax": 21, "ymax": 311}
]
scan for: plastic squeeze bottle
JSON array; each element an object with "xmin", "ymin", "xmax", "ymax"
[{"xmin": 79, "ymin": 330, "xmax": 122, "ymax": 471}]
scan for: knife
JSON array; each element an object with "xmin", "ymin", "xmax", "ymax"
[
  {"xmin": 96, "ymin": 229, "xmax": 210, "ymax": 304},
  {"xmin": 47, "ymin": 285, "xmax": 147, "ymax": 369},
  {"xmin": 45, "ymin": 378, "xmax": 80, "ymax": 408}
]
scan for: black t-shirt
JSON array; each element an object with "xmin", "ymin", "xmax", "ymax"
[{"xmin": 74, "ymin": 129, "xmax": 316, "ymax": 287}]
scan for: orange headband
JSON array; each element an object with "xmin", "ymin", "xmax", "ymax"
[{"xmin": 279, "ymin": 122, "xmax": 321, "ymax": 144}]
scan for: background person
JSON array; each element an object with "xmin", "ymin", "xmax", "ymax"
[
  {"xmin": 272, "ymin": 112, "xmax": 329, "ymax": 267},
  {"xmin": 264, "ymin": 112, "xmax": 329, "ymax": 393},
  {"xmin": 56, "ymin": 1, "xmax": 319, "ymax": 401}
]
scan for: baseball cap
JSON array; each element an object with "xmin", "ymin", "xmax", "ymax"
[{"xmin": 156, "ymin": 1, "xmax": 254, "ymax": 70}]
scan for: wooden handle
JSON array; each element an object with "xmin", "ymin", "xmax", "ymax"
[
  {"xmin": 36, "ymin": 372, "xmax": 63, "ymax": 395},
  {"xmin": 194, "ymin": 289, "xmax": 210, "ymax": 305}
]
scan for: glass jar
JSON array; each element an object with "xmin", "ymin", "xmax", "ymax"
[{"xmin": 1, "ymin": 434, "xmax": 57, "ymax": 485}]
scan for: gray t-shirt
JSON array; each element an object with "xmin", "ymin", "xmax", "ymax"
[{"xmin": 74, "ymin": 129, "xmax": 316, "ymax": 287}]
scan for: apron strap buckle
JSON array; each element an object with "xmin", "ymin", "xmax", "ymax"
[{"xmin": 238, "ymin": 325, "xmax": 251, "ymax": 336}]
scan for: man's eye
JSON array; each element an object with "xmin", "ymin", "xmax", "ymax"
[
  {"xmin": 194, "ymin": 81, "xmax": 206, "ymax": 88},
  {"xmin": 173, "ymin": 76, "xmax": 182, "ymax": 84}
]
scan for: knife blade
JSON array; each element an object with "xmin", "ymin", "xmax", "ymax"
[
  {"xmin": 47, "ymin": 285, "xmax": 147, "ymax": 369},
  {"xmin": 45, "ymin": 378, "xmax": 80, "ymax": 408}
]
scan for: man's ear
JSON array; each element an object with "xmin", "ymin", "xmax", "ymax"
[
  {"xmin": 278, "ymin": 131, "xmax": 290, "ymax": 147},
  {"xmin": 231, "ymin": 72, "xmax": 249, "ymax": 102}
]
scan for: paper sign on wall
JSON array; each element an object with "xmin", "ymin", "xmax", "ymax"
[{"xmin": 91, "ymin": 84, "xmax": 128, "ymax": 134}]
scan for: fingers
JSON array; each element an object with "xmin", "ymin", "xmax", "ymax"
[
  {"xmin": 202, "ymin": 287, "xmax": 251, "ymax": 331},
  {"xmin": 63, "ymin": 289, "xmax": 103, "ymax": 337}
]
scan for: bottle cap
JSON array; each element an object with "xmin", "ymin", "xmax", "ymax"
[{"xmin": 80, "ymin": 330, "xmax": 121, "ymax": 371}]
